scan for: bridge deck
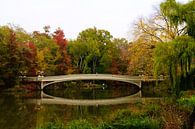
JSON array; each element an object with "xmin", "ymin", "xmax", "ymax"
[{"xmin": 21, "ymin": 74, "xmax": 165, "ymax": 89}]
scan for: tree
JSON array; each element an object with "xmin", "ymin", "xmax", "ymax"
[
  {"xmin": 68, "ymin": 40, "xmax": 88, "ymax": 73},
  {"xmin": 154, "ymin": 36, "xmax": 195, "ymax": 93},
  {"xmin": 33, "ymin": 30, "xmax": 58, "ymax": 75},
  {"xmin": 133, "ymin": 11, "xmax": 185, "ymax": 44},
  {"xmin": 68, "ymin": 27, "xmax": 113, "ymax": 73},
  {"xmin": 53, "ymin": 28, "xmax": 72, "ymax": 74},
  {"xmin": 101, "ymin": 38, "xmax": 129, "ymax": 74},
  {"xmin": 128, "ymin": 38, "xmax": 155, "ymax": 76},
  {"xmin": 129, "ymin": 7, "xmax": 187, "ymax": 76},
  {"xmin": 0, "ymin": 26, "xmax": 34, "ymax": 86},
  {"xmin": 160, "ymin": 0, "xmax": 195, "ymax": 38},
  {"xmin": 154, "ymin": 0, "xmax": 195, "ymax": 94}
]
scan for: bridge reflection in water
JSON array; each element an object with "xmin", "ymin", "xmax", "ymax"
[{"xmin": 27, "ymin": 90, "xmax": 142, "ymax": 106}]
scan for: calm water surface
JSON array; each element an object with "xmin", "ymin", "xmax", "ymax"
[
  {"xmin": 44, "ymin": 80, "xmax": 140, "ymax": 99},
  {"xmin": 0, "ymin": 80, "xmax": 168, "ymax": 129}
]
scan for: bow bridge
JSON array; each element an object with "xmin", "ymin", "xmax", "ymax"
[{"xmin": 23, "ymin": 74, "xmax": 164, "ymax": 90}]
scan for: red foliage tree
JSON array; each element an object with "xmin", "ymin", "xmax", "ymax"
[
  {"xmin": 25, "ymin": 41, "xmax": 37, "ymax": 75},
  {"xmin": 53, "ymin": 28, "xmax": 67, "ymax": 48},
  {"xmin": 18, "ymin": 41, "xmax": 37, "ymax": 76},
  {"xmin": 53, "ymin": 28, "xmax": 71, "ymax": 74}
]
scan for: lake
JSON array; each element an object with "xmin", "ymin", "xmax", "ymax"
[{"xmin": 0, "ymin": 80, "xmax": 168, "ymax": 129}]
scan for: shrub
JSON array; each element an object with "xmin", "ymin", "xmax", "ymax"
[
  {"xmin": 37, "ymin": 122, "xmax": 65, "ymax": 129},
  {"xmin": 105, "ymin": 109, "xmax": 161, "ymax": 129},
  {"xmin": 66, "ymin": 119, "xmax": 94, "ymax": 129},
  {"xmin": 108, "ymin": 117, "xmax": 160, "ymax": 129},
  {"xmin": 113, "ymin": 109, "xmax": 132, "ymax": 121},
  {"xmin": 177, "ymin": 96, "xmax": 195, "ymax": 111},
  {"xmin": 96, "ymin": 123, "xmax": 113, "ymax": 129},
  {"xmin": 145, "ymin": 104, "xmax": 161, "ymax": 117}
]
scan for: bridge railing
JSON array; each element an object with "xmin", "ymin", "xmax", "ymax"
[
  {"xmin": 40, "ymin": 74, "xmax": 142, "ymax": 81},
  {"xmin": 139, "ymin": 75, "xmax": 167, "ymax": 81},
  {"xmin": 21, "ymin": 74, "xmax": 167, "ymax": 82}
]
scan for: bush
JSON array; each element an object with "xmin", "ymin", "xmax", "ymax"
[
  {"xmin": 177, "ymin": 96, "xmax": 195, "ymax": 111},
  {"xmin": 145, "ymin": 104, "xmax": 161, "ymax": 117},
  {"xmin": 105, "ymin": 117, "xmax": 160, "ymax": 129},
  {"xmin": 104, "ymin": 109, "xmax": 161, "ymax": 129},
  {"xmin": 36, "ymin": 108, "xmax": 162, "ymax": 129},
  {"xmin": 66, "ymin": 119, "xmax": 94, "ymax": 129},
  {"xmin": 37, "ymin": 122, "xmax": 65, "ymax": 129},
  {"xmin": 96, "ymin": 123, "xmax": 113, "ymax": 129},
  {"xmin": 113, "ymin": 109, "xmax": 132, "ymax": 121}
]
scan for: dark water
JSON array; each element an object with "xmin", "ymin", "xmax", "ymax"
[
  {"xmin": 44, "ymin": 80, "xmax": 140, "ymax": 99},
  {"xmin": 0, "ymin": 80, "xmax": 168, "ymax": 129},
  {"xmin": 0, "ymin": 92, "xmax": 136, "ymax": 129}
]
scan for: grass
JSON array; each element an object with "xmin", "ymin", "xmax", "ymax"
[
  {"xmin": 37, "ymin": 109, "xmax": 162, "ymax": 129},
  {"xmin": 177, "ymin": 95, "xmax": 195, "ymax": 112}
]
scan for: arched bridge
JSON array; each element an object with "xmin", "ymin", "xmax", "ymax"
[
  {"xmin": 23, "ymin": 74, "xmax": 164, "ymax": 89},
  {"xmin": 39, "ymin": 74, "xmax": 142, "ymax": 89}
]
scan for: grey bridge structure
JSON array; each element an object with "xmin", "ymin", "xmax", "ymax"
[
  {"xmin": 23, "ymin": 74, "xmax": 165, "ymax": 106},
  {"xmin": 24, "ymin": 74, "xmax": 164, "ymax": 90}
]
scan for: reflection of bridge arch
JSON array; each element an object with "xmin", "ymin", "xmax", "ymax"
[
  {"xmin": 38, "ymin": 74, "xmax": 142, "ymax": 90},
  {"xmin": 29, "ymin": 90, "xmax": 142, "ymax": 106}
]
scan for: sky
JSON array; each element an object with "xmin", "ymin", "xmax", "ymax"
[{"xmin": 0, "ymin": 0, "xmax": 190, "ymax": 40}]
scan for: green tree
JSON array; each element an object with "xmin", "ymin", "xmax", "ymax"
[
  {"xmin": 160, "ymin": 0, "xmax": 195, "ymax": 38},
  {"xmin": 154, "ymin": 36, "xmax": 195, "ymax": 93},
  {"xmin": 101, "ymin": 38, "xmax": 129, "ymax": 74},
  {"xmin": 68, "ymin": 27, "xmax": 113, "ymax": 73},
  {"xmin": 155, "ymin": 0, "xmax": 195, "ymax": 94}
]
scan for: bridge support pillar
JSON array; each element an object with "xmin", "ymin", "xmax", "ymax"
[
  {"xmin": 40, "ymin": 91, "xmax": 43, "ymax": 99},
  {"xmin": 139, "ymin": 81, "xmax": 142, "ymax": 89},
  {"xmin": 41, "ymin": 81, "xmax": 44, "ymax": 90}
]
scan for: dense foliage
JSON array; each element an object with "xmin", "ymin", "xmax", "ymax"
[
  {"xmin": 154, "ymin": 36, "xmax": 195, "ymax": 93},
  {"xmin": 154, "ymin": 0, "xmax": 195, "ymax": 94},
  {"xmin": 0, "ymin": 26, "xmax": 129, "ymax": 87},
  {"xmin": 129, "ymin": 0, "xmax": 195, "ymax": 94},
  {"xmin": 68, "ymin": 28, "xmax": 129, "ymax": 74}
]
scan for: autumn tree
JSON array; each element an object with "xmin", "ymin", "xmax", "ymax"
[
  {"xmin": 128, "ymin": 38, "xmax": 155, "ymax": 75},
  {"xmin": 128, "ymin": 7, "xmax": 187, "ymax": 76},
  {"xmin": 53, "ymin": 28, "xmax": 72, "ymax": 74},
  {"xmin": 0, "ymin": 26, "xmax": 34, "ymax": 86},
  {"xmin": 102, "ymin": 38, "xmax": 129, "ymax": 74},
  {"xmin": 33, "ymin": 29, "xmax": 58, "ymax": 75},
  {"xmin": 13, "ymin": 27, "xmax": 37, "ymax": 76}
]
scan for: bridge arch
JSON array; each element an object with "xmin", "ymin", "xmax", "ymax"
[{"xmin": 40, "ymin": 74, "xmax": 142, "ymax": 89}]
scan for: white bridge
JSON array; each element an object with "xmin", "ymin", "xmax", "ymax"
[
  {"xmin": 23, "ymin": 74, "xmax": 165, "ymax": 90},
  {"xmin": 23, "ymin": 74, "xmax": 165, "ymax": 106}
]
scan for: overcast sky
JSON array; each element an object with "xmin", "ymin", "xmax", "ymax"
[{"xmin": 0, "ymin": 0, "xmax": 190, "ymax": 40}]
